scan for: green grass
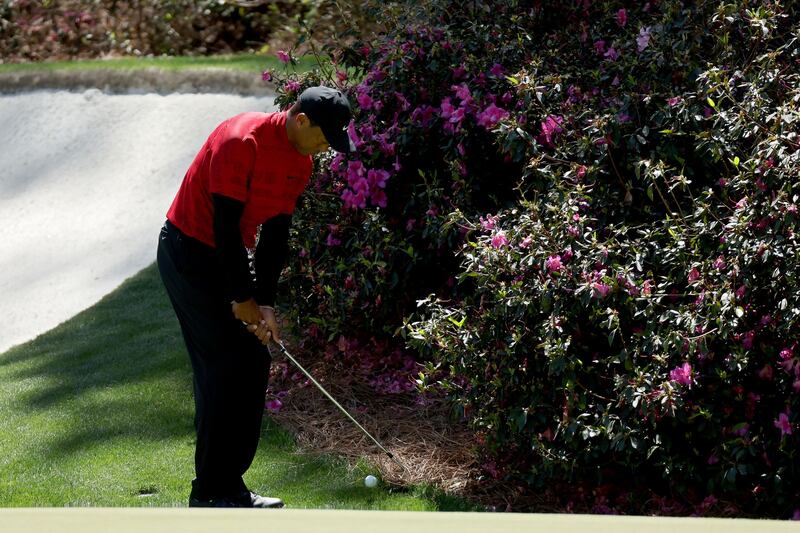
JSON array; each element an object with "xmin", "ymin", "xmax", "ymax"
[
  {"xmin": 0, "ymin": 264, "xmax": 478, "ymax": 510},
  {"xmin": 0, "ymin": 53, "xmax": 316, "ymax": 74}
]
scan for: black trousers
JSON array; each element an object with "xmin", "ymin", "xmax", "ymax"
[{"xmin": 157, "ymin": 220, "xmax": 270, "ymax": 499}]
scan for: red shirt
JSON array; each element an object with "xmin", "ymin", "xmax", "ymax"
[{"xmin": 167, "ymin": 111, "xmax": 312, "ymax": 248}]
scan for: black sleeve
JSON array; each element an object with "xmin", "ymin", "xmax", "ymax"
[
  {"xmin": 212, "ymin": 193, "xmax": 254, "ymax": 303},
  {"xmin": 253, "ymin": 213, "xmax": 291, "ymax": 307}
]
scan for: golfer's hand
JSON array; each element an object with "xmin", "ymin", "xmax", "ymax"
[
  {"xmin": 246, "ymin": 306, "xmax": 280, "ymax": 346},
  {"xmin": 231, "ymin": 298, "xmax": 262, "ymax": 325}
]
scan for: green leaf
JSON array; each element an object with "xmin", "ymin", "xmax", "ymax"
[
  {"xmin": 447, "ymin": 315, "xmax": 466, "ymax": 328},
  {"xmin": 707, "ymin": 97, "xmax": 716, "ymax": 108}
]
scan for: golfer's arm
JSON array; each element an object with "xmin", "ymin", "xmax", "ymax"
[
  {"xmin": 212, "ymin": 193, "xmax": 254, "ymax": 303},
  {"xmin": 253, "ymin": 214, "xmax": 291, "ymax": 307}
]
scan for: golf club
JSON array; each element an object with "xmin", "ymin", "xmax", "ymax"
[{"xmin": 274, "ymin": 340, "xmax": 409, "ymax": 473}]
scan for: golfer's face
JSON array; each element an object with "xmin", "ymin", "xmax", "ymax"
[{"xmin": 300, "ymin": 124, "xmax": 330, "ymax": 155}]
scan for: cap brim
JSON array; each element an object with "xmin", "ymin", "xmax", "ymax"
[{"xmin": 323, "ymin": 127, "xmax": 356, "ymax": 153}]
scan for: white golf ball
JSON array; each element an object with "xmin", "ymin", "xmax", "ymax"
[{"xmin": 364, "ymin": 475, "xmax": 378, "ymax": 488}]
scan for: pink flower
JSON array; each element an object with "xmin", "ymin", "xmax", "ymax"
[
  {"xmin": 261, "ymin": 70, "xmax": 272, "ymax": 82},
  {"xmin": 687, "ymin": 268, "xmax": 700, "ymax": 283},
  {"xmin": 519, "ymin": 235, "xmax": 533, "ymax": 249},
  {"xmin": 670, "ymin": 362, "xmax": 693, "ymax": 387},
  {"xmin": 347, "ymin": 121, "xmax": 362, "ymax": 149},
  {"xmin": 491, "ymin": 232, "xmax": 509, "ymax": 248},
  {"xmin": 410, "ymin": 105, "xmax": 437, "ymax": 126},
  {"xmin": 592, "ymin": 282, "xmax": 611, "ymax": 298},
  {"xmin": 341, "ymin": 189, "xmax": 366, "ymax": 209},
  {"xmin": 637, "ymin": 27, "xmax": 652, "ymax": 52},
  {"xmin": 449, "ymin": 105, "xmax": 467, "ymax": 125},
  {"xmin": 367, "ymin": 168, "xmax": 389, "ymax": 189},
  {"xmin": 539, "ymin": 115, "xmax": 564, "ymax": 147},
  {"xmin": 577, "ymin": 165, "xmax": 587, "ymax": 179},
  {"xmin": 780, "ymin": 348, "xmax": 794, "ymax": 360},
  {"xmin": 276, "ymin": 50, "xmax": 291, "ymax": 63},
  {"xmin": 357, "ymin": 92, "xmax": 373, "ymax": 110},
  {"xmin": 451, "ymin": 83, "xmax": 472, "ymax": 103},
  {"xmin": 451, "ymin": 64, "xmax": 467, "ymax": 79},
  {"xmin": 490, "ymin": 63, "xmax": 505, "ymax": 77},
  {"xmin": 713, "ymin": 255, "xmax": 726, "ymax": 270},
  {"xmin": 336, "ymin": 70, "xmax": 348, "ymax": 83},
  {"xmin": 642, "ymin": 279, "xmax": 653, "ymax": 296},
  {"xmin": 594, "ymin": 40, "xmax": 606, "ymax": 53},
  {"xmin": 477, "ymin": 104, "xmax": 510, "ymax": 129},
  {"xmin": 735, "ymin": 285, "xmax": 746, "ymax": 299},
  {"xmin": 440, "ymin": 97, "xmax": 455, "ymax": 120},
  {"xmin": 668, "ymin": 97, "xmax": 681, "ymax": 106},
  {"xmin": 562, "ymin": 247, "xmax": 574, "ymax": 261},
  {"xmin": 370, "ymin": 189, "xmax": 387, "ymax": 208},
  {"xmin": 546, "ymin": 255, "xmax": 563, "ymax": 272},
  {"xmin": 284, "ymin": 80, "xmax": 301, "ymax": 92},
  {"xmin": 480, "ymin": 214, "xmax": 498, "ymax": 231},
  {"xmin": 774, "ymin": 412, "xmax": 792, "ymax": 436},
  {"xmin": 326, "ymin": 233, "xmax": 341, "ymax": 246},
  {"xmin": 616, "ymin": 9, "xmax": 628, "ymax": 27},
  {"xmin": 265, "ymin": 399, "xmax": 283, "ymax": 412},
  {"xmin": 604, "ymin": 47, "xmax": 619, "ymax": 61}
]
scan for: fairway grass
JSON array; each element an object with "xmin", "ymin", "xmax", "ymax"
[
  {"xmin": 0, "ymin": 264, "xmax": 477, "ymax": 511},
  {"xmin": 0, "ymin": 54, "xmax": 316, "ymax": 74}
]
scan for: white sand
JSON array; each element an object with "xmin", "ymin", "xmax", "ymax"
[{"xmin": 0, "ymin": 89, "xmax": 275, "ymax": 353}]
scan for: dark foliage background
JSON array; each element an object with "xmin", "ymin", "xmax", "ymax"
[{"xmin": 0, "ymin": 0, "xmax": 371, "ymax": 61}]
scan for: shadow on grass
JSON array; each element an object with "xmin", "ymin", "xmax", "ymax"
[
  {"xmin": 0, "ymin": 263, "xmax": 482, "ymax": 511},
  {"xmin": 0, "ymin": 264, "xmax": 195, "ymax": 457}
]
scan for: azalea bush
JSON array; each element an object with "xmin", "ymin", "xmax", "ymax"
[
  {"xmin": 270, "ymin": 0, "xmax": 800, "ymax": 517},
  {"xmin": 0, "ymin": 0, "xmax": 364, "ymax": 61}
]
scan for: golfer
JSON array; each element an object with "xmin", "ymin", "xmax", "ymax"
[{"xmin": 157, "ymin": 86, "xmax": 354, "ymax": 508}]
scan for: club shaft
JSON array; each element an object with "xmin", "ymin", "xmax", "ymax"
[{"xmin": 276, "ymin": 341, "xmax": 405, "ymax": 470}]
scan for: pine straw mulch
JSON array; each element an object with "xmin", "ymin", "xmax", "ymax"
[
  {"xmin": 266, "ymin": 351, "xmax": 561, "ymax": 512},
  {"xmin": 264, "ymin": 338, "xmax": 521, "ymax": 509}
]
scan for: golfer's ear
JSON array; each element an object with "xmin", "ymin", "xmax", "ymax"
[{"xmin": 295, "ymin": 112, "xmax": 310, "ymax": 127}]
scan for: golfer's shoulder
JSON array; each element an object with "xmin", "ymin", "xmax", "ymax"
[{"xmin": 222, "ymin": 112, "xmax": 271, "ymax": 138}]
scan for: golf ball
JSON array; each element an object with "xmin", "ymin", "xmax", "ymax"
[{"xmin": 364, "ymin": 475, "xmax": 378, "ymax": 488}]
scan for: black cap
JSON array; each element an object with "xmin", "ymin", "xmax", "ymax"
[{"xmin": 298, "ymin": 86, "xmax": 355, "ymax": 153}]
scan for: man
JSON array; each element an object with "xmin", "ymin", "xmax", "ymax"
[{"xmin": 157, "ymin": 86, "xmax": 354, "ymax": 508}]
